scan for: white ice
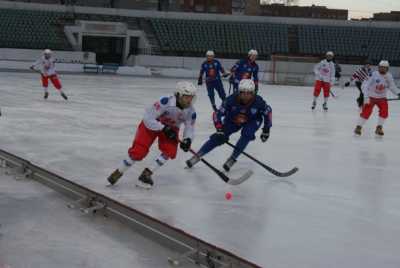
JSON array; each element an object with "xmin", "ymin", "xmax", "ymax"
[{"xmin": 1, "ymin": 72, "xmax": 400, "ymax": 267}]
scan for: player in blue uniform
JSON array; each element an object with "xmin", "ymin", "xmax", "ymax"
[
  {"xmin": 230, "ymin": 49, "xmax": 259, "ymax": 94},
  {"xmin": 186, "ymin": 79, "xmax": 272, "ymax": 171},
  {"xmin": 198, "ymin": 50, "xmax": 229, "ymax": 111}
]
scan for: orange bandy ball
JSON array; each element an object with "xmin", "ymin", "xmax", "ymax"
[{"xmin": 225, "ymin": 192, "xmax": 232, "ymax": 200}]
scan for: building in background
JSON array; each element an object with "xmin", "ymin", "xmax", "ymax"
[
  {"xmin": 180, "ymin": 0, "xmax": 232, "ymax": 14},
  {"xmin": 373, "ymin": 11, "xmax": 400, "ymax": 21},
  {"xmin": 258, "ymin": 4, "xmax": 348, "ymax": 20}
]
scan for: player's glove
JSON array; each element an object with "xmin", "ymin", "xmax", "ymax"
[
  {"xmin": 197, "ymin": 78, "xmax": 203, "ymax": 86},
  {"xmin": 260, "ymin": 128, "xmax": 270, "ymax": 143},
  {"xmin": 180, "ymin": 138, "xmax": 191, "ymax": 152},
  {"xmin": 222, "ymin": 73, "xmax": 230, "ymax": 78},
  {"xmin": 162, "ymin": 125, "xmax": 177, "ymax": 141},
  {"xmin": 344, "ymin": 82, "xmax": 350, "ymax": 87},
  {"xmin": 255, "ymin": 84, "xmax": 259, "ymax": 94},
  {"xmin": 398, "ymin": 93, "xmax": 400, "ymax": 99}
]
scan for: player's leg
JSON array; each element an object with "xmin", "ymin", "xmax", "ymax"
[
  {"xmin": 186, "ymin": 123, "xmax": 239, "ymax": 168},
  {"xmin": 216, "ymin": 79, "xmax": 226, "ymax": 103},
  {"xmin": 107, "ymin": 122, "xmax": 157, "ymax": 185},
  {"xmin": 223, "ymin": 120, "xmax": 261, "ymax": 171},
  {"xmin": 355, "ymin": 81, "xmax": 363, "ymax": 108},
  {"xmin": 322, "ymin": 82, "xmax": 330, "ymax": 111},
  {"xmin": 312, "ymin": 80, "xmax": 322, "ymax": 109},
  {"xmin": 354, "ymin": 99, "xmax": 375, "ymax": 135},
  {"xmin": 207, "ymin": 83, "xmax": 217, "ymax": 111},
  {"xmin": 41, "ymin": 75, "xmax": 49, "ymax": 99},
  {"xmin": 50, "ymin": 75, "xmax": 67, "ymax": 100},
  {"xmin": 135, "ymin": 127, "xmax": 179, "ymax": 188},
  {"xmin": 375, "ymin": 99, "xmax": 388, "ymax": 136}
]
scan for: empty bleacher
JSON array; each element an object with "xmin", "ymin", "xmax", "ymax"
[
  {"xmin": 0, "ymin": 8, "xmax": 72, "ymax": 50},
  {"xmin": 149, "ymin": 18, "xmax": 289, "ymax": 59},
  {"xmin": 298, "ymin": 25, "xmax": 400, "ymax": 65}
]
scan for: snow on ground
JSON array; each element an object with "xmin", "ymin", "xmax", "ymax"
[{"xmin": 1, "ymin": 72, "xmax": 400, "ymax": 267}]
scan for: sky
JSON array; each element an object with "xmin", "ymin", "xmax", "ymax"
[
  {"xmin": 261, "ymin": 0, "xmax": 400, "ymax": 19},
  {"xmin": 300, "ymin": 0, "xmax": 400, "ymax": 18}
]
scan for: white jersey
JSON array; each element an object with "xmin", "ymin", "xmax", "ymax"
[
  {"xmin": 313, "ymin": 59, "xmax": 335, "ymax": 83},
  {"xmin": 31, "ymin": 56, "xmax": 57, "ymax": 76},
  {"xmin": 143, "ymin": 95, "xmax": 196, "ymax": 140},
  {"xmin": 362, "ymin": 71, "xmax": 400, "ymax": 99}
]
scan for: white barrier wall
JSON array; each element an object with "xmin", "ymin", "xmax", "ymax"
[{"xmin": 0, "ymin": 48, "xmax": 96, "ymax": 64}]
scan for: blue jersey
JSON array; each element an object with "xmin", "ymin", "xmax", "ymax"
[
  {"xmin": 231, "ymin": 59, "xmax": 259, "ymax": 86},
  {"xmin": 214, "ymin": 94, "xmax": 272, "ymax": 130},
  {"xmin": 199, "ymin": 59, "xmax": 225, "ymax": 83}
]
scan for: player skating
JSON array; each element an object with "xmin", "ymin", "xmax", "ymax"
[
  {"xmin": 312, "ymin": 51, "xmax": 336, "ymax": 111},
  {"xmin": 107, "ymin": 81, "xmax": 197, "ymax": 188},
  {"xmin": 30, "ymin": 49, "xmax": 68, "ymax": 100},
  {"xmin": 344, "ymin": 61, "xmax": 372, "ymax": 108},
  {"xmin": 186, "ymin": 79, "xmax": 272, "ymax": 172},
  {"xmin": 230, "ymin": 50, "xmax": 259, "ymax": 94},
  {"xmin": 354, "ymin": 60, "xmax": 400, "ymax": 136},
  {"xmin": 198, "ymin": 50, "xmax": 229, "ymax": 111}
]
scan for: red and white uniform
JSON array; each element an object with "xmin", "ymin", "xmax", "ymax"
[
  {"xmin": 31, "ymin": 56, "xmax": 62, "ymax": 90},
  {"xmin": 128, "ymin": 95, "xmax": 196, "ymax": 161},
  {"xmin": 360, "ymin": 71, "xmax": 400, "ymax": 120},
  {"xmin": 313, "ymin": 59, "xmax": 336, "ymax": 97}
]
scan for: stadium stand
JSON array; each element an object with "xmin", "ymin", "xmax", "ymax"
[{"xmin": 1, "ymin": 5, "xmax": 400, "ymax": 65}]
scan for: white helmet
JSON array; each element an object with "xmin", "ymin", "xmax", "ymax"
[
  {"xmin": 248, "ymin": 49, "xmax": 258, "ymax": 56},
  {"xmin": 326, "ymin": 51, "xmax": 334, "ymax": 57},
  {"xmin": 176, "ymin": 81, "xmax": 197, "ymax": 96},
  {"xmin": 239, "ymin": 79, "xmax": 255, "ymax": 93},
  {"xmin": 43, "ymin": 49, "xmax": 52, "ymax": 55},
  {"xmin": 379, "ymin": 60, "xmax": 390, "ymax": 67},
  {"xmin": 206, "ymin": 50, "xmax": 215, "ymax": 57}
]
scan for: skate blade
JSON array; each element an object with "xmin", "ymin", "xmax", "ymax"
[{"xmin": 135, "ymin": 181, "xmax": 153, "ymax": 189}]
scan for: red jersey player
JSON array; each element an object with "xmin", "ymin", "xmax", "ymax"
[
  {"xmin": 30, "ymin": 49, "xmax": 68, "ymax": 100},
  {"xmin": 107, "ymin": 81, "xmax": 197, "ymax": 188}
]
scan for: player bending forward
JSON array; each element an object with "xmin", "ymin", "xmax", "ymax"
[
  {"xmin": 30, "ymin": 49, "xmax": 68, "ymax": 100},
  {"xmin": 107, "ymin": 81, "xmax": 197, "ymax": 188},
  {"xmin": 354, "ymin": 61, "xmax": 400, "ymax": 136},
  {"xmin": 186, "ymin": 79, "xmax": 272, "ymax": 172}
]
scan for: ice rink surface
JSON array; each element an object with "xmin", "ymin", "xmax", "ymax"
[{"xmin": 1, "ymin": 72, "xmax": 400, "ymax": 267}]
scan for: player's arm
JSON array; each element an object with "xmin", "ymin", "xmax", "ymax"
[
  {"xmin": 30, "ymin": 59, "xmax": 40, "ymax": 71},
  {"xmin": 330, "ymin": 63, "xmax": 336, "ymax": 85},
  {"xmin": 143, "ymin": 97, "xmax": 168, "ymax": 131},
  {"xmin": 180, "ymin": 111, "xmax": 196, "ymax": 152},
  {"xmin": 361, "ymin": 75, "xmax": 373, "ymax": 97},
  {"xmin": 198, "ymin": 64, "xmax": 205, "ymax": 85},
  {"xmin": 213, "ymin": 99, "xmax": 229, "ymax": 130},
  {"xmin": 387, "ymin": 74, "xmax": 400, "ymax": 97}
]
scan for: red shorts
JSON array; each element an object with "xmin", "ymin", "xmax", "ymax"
[
  {"xmin": 41, "ymin": 74, "xmax": 62, "ymax": 90},
  {"xmin": 360, "ymin": 97, "xmax": 388, "ymax": 119},
  {"xmin": 313, "ymin": 80, "xmax": 331, "ymax": 98},
  {"xmin": 128, "ymin": 121, "xmax": 179, "ymax": 161}
]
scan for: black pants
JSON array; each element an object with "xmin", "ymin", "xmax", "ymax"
[{"xmin": 355, "ymin": 81, "xmax": 363, "ymax": 107}]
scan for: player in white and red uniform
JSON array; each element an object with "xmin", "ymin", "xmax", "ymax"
[
  {"xmin": 30, "ymin": 49, "xmax": 68, "ymax": 100},
  {"xmin": 354, "ymin": 61, "xmax": 400, "ymax": 136},
  {"xmin": 312, "ymin": 51, "xmax": 336, "ymax": 111},
  {"xmin": 107, "ymin": 81, "xmax": 197, "ymax": 188}
]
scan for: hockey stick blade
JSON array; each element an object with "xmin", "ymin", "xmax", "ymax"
[
  {"xmin": 225, "ymin": 142, "xmax": 299, "ymax": 177},
  {"xmin": 227, "ymin": 169, "xmax": 254, "ymax": 185}
]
